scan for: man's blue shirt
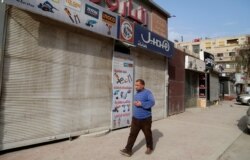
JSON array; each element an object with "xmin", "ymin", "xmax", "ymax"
[{"xmin": 133, "ymin": 89, "xmax": 155, "ymax": 119}]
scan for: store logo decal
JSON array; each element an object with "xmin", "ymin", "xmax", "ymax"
[{"xmin": 85, "ymin": 4, "xmax": 99, "ymax": 19}]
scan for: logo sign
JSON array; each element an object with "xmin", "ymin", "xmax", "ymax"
[
  {"xmin": 204, "ymin": 51, "xmax": 215, "ymax": 69},
  {"xmin": 134, "ymin": 24, "xmax": 174, "ymax": 57},
  {"xmin": 85, "ymin": 4, "xmax": 99, "ymax": 19},
  {"xmin": 65, "ymin": 0, "xmax": 82, "ymax": 12},
  {"xmin": 102, "ymin": 12, "xmax": 116, "ymax": 25},
  {"xmin": 119, "ymin": 18, "xmax": 134, "ymax": 44}
]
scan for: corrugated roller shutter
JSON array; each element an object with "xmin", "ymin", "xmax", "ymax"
[
  {"xmin": 132, "ymin": 49, "xmax": 166, "ymax": 121},
  {"xmin": 0, "ymin": 7, "xmax": 112, "ymax": 150},
  {"xmin": 209, "ymin": 73, "xmax": 219, "ymax": 101}
]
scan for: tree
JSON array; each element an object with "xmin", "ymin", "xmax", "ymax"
[
  {"xmin": 235, "ymin": 42, "xmax": 250, "ymax": 94},
  {"xmin": 235, "ymin": 43, "xmax": 250, "ymax": 76}
]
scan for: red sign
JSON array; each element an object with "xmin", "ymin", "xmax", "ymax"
[
  {"xmin": 90, "ymin": 0, "xmax": 148, "ymax": 26},
  {"xmin": 119, "ymin": 18, "xmax": 134, "ymax": 44}
]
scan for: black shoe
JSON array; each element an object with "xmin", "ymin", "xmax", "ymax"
[
  {"xmin": 145, "ymin": 148, "xmax": 153, "ymax": 155},
  {"xmin": 120, "ymin": 148, "xmax": 132, "ymax": 157}
]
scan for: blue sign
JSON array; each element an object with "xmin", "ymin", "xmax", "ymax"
[
  {"xmin": 85, "ymin": 4, "xmax": 99, "ymax": 19},
  {"xmin": 134, "ymin": 24, "xmax": 174, "ymax": 57}
]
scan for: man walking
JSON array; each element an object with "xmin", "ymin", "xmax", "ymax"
[{"xmin": 120, "ymin": 79, "xmax": 155, "ymax": 157}]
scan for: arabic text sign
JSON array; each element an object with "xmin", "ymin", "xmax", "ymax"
[
  {"xmin": 5, "ymin": 0, "xmax": 118, "ymax": 39},
  {"xmin": 134, "ymin": 24, "xmax": 174, "ymax": 57}
]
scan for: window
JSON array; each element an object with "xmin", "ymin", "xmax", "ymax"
[
  {"xmin": 217, "ymin": 53, "xmax": 223, "ymax": 57},
  {"xmin": 224, "ymin": 63, "xmax": 236, "ymax": 69},
  {"xmin": 227, "ymin": 39, "xmax": 239, "ymax": 45},
  {"xmin": 205, "ymin": 42, "xmax": 211, "ymax": 47},
  {"xmin": 218, "ymin": 41, "xmax": 225, "ymax": 47},
  {"xmin": 192, "ymin": 45, "xmax": 200, "ymax": 54},
  {"xmin": 229, "ymin": 52, "xmax": 235, "ymax": 56},
  {"xmin": 183, "ymin": 45, "xmax": 189, "ymax": 49}
]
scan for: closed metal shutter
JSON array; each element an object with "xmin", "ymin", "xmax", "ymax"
[
  {"xmin": 0, "ymin": 7, "xmax": 113, "ymax": 150},
  {"xmin": 132, "ymin": 49, "xmax": 166, "ymax": 121},
  {"xmin": 209, "ymin": 72, "xmax": 220, "ymax": 101}
]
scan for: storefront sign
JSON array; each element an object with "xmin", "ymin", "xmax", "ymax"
[
  {"xmin": 85, "ymin": 3, "xmax": 99, "ymax": 19},
  {"xmin": 5, "ymin": 0, "xmax": 118, "ymax": 39},
  {"xmin": 112, "ymin": 52, "xmax": 134, "ymax": 129},
  {"xmin": 235, "ymin": 73, "xmax": 247, "ymax": 85},
  {"xmin": 90, "ymin": 0, "xmax": 148, "ymax": 26},
  {"xmin": 185, "ymin": 56, "xmax": 205, "ymax": 72},
  {"xmin": 119, "ymin": 18, "xmax": 134, "ymax": 44},
  {"xmin": 203, "ymin": 51, "xmax": 215, "ymax": 69},
  {"xmin": 134, "ymin": 24, "xmax": 174, "ymax": 57},
  {"xmin": 151, "ymin": 11, "xmax": 167, "ymax": 38}
]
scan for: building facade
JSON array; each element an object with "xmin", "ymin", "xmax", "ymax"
[
  {"xmin": 0, "ymin": 0, "xmax": 175, "ymax": 150},
  {"xmin": 177, "ymin": 35, "xmax": 250, "ymax": 98}
]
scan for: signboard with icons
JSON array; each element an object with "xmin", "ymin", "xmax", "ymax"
[
  {"xmin": 5, "ymin": 0, "xmax": 118, "ymax": 39},
  {"xmin": 112, "ymin": 52, "xmax": 134, "ymax": 129}
]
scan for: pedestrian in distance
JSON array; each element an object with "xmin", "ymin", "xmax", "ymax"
[{"xmin": 120, "ymin": 79, "xmax": 155, "ymax": 157}]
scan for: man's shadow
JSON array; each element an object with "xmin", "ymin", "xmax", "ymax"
[{"xmin": 133, "ymin": 129, "xmax": 163, "ymax": 152}]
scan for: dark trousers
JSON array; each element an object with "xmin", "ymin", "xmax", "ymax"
[{"xmin": 125, "ymin": 116, "xmax": 153, "ymax": 151}]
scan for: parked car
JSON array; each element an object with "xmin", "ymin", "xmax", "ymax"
[
  {"xmin": 236, "ymin": 94, "xmax": 250, "ymax": 105},
  {"xmin": 247, "ymin": 107, "xmax": 250, "ymax": 132}
]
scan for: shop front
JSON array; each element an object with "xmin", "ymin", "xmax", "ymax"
[
  {"xmin": 185, "ymin": 55, "xmax": 206, "ymax": 108},
  {"xmin": 203, "ymin": 51, "xmax": 220, "ymax": 105},
  {"xmin": 0, "ymin": 0, "xmax": 174, "ymax": 150}
]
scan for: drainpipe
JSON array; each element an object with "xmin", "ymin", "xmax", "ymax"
[{"xmin": 165, "ymin": 57, "xmax": 169, "ymax": 118}]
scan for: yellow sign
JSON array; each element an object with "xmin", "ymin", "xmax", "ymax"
[{"xmin": 65, "ymin": 0, "xmax": 82, "ymax": 12}]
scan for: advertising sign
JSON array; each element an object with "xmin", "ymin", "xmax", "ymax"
[
  {"xmin": 185, "ymin": 56, "xmax": 205, "ymax": 72},
  {"xmin": 203, "ymin": 51, "xmax": 215, "ymax": 69},
  {"xmin": 65, "ymin": 0, "xmax": 82, "ymax": 12},
  {"xmin": 112, "ymin": 52, "xmax": 134, "ymax": 129},
  {"xmin": 235, "ymin": 73, "xmax": 247, "ymax": 85},
  {"xmin": 119, "ymin": 18, "xmax": 134, "ymax": 44},
  {"xmin": 5, "ymin": 0, "xmax": 118, "ymax": 39},
  {"xmin": 134, "ymin": 24, "xmax": 174, "ymax": 57}
]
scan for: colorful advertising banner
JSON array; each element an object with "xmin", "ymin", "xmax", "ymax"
[
  {"xmin": 134, "ymin": 24, "xmax": 174, "ymax": 57},
  {"xmin": 112, "ymin": 52, "xmax": 134, "ymax": 129},
  {"xmin": 5, "ymin": 0, "xmax": 118, "ymax": 39}
]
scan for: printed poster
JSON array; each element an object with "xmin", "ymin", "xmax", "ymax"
[{"xmin": 112, "ymin": 52, "xmax": 134, "ymax": 129}]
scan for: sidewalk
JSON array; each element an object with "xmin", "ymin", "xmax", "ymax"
[{"xmin": 0, "ymin": 101, "xmax": 248, "ymax": 160}]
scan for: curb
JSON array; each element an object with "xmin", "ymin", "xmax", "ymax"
[{"xmin": 81, "ymin": 129, "xmax": 111, "ymax": 138}]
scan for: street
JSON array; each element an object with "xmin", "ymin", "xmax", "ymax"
[
  {"xmin": 0, "ymin": 101, "xmax": 249, "ymax": 160},
  {"xmin": 219, "ymin": 122, "xmax": 250, "ymax": 160}
]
